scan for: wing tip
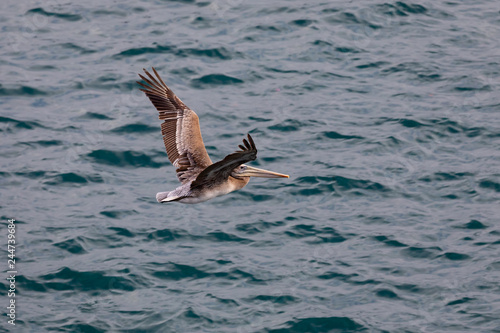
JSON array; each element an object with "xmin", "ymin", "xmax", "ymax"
[{"xmin": 237, "ymin": 133, "xmax": 257, "ymax": 152}]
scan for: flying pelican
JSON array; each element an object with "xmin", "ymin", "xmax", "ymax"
[{"xmin": 137, "ymin": 68, "xmax": 289, "ymax": 204}]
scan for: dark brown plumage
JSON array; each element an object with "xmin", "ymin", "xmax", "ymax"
[{"xmin": 191, "ymin": 134, "xmax": 257, "ymax": 189}]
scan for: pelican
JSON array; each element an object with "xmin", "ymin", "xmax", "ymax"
[{"xmin": 137, "ymin": 68, "xmax": 289, "ymax": 204}]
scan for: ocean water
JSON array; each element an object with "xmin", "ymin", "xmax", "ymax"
[{"xmin": 1, "ymin": 0, "xmax": 500, "ymax": 332}]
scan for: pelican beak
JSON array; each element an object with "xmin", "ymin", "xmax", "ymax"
[{"xmin": 239, "ymin": 165, "xmax": 289, "ymax": 178}]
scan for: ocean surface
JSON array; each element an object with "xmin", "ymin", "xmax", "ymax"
[{"xmin": 1, "ymin": 0, "xmax": 500, "ymax": 332}]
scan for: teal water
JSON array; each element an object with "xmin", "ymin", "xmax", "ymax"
[{"xmin": 1, "ymin": 0, "xmax": 500, "ymax": 332}]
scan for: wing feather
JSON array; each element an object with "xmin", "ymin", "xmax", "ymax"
[
  {"xmin": 191, "ymin": 134, "xmax": 257, "ymax": 189},
  {"xmin": 137, "ymin": 68, "xmax": 212, "ymax": 184}
]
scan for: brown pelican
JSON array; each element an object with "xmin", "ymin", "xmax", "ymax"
[{"xmin": 137, "ymin": 68, "xmax": 289, "ymax": 204}]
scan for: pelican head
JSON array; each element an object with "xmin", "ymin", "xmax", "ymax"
[{"xmin": 232, "ymin": 164, "xmax": 289, "ymax": 179}]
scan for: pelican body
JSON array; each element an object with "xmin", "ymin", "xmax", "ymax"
[{"xmin": 137, "ymin": 68, "xmax": 289, "ymax": 204}]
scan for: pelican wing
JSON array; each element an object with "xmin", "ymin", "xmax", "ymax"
[
  {"xmin": 137, "ymin": 68, "xmax": 212, "ymax": 184},
  {"xmin": 191, "ymin": 134, "xmax": 257, "ymax": 189}
]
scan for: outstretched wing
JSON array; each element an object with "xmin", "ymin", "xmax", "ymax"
[
  {"xmin": 137, "ymin": 68, "xmax": 212, "ymax": 184},
  {"xmin": 191, "ymin": 134, "xmax": 257, "ymax": 189}
]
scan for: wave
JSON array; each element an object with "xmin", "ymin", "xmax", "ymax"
[
  {"xmin": 268, "ymin": 316, "xmax": 366, "ymax": 332},
  {"xmin": 26, "ymin": 7, "xmax": 82, "ymax": 21},
  {"xmin": 190, "ymin": 74, "xmax": 244, "ymax": 88},
  {"xmin": 113, "ymin": 45, "xmax": 241, "ymax": 60},
  {"xmin": 44, "ymin": 172, "xmax": 104, "ymax": 186},
  {"xmin": 86, "ymin": 149, "xmax": 163, "ymax": 168},
  {"xmin": 0, "ymin": 85, "xmax": 47, "ymax": 97}
]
